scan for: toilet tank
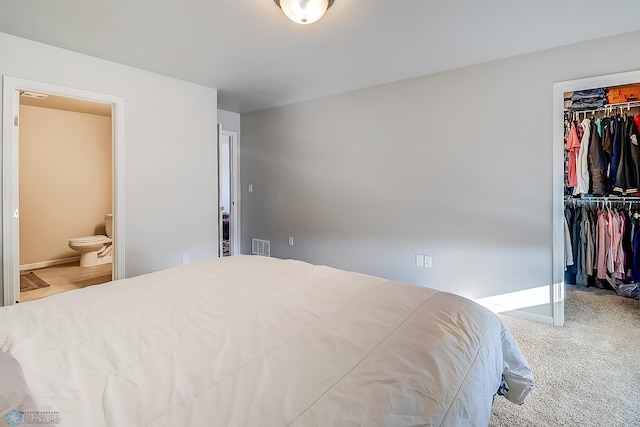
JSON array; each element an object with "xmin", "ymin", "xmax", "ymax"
[{"xmin": 105, "ymin": 214, "xmax": 113, "ymax": 238}]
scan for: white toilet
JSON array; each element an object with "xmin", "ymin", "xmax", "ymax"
[{"xmin": 69, "ymin": 214, "xmax": 113, "ymax": 267}]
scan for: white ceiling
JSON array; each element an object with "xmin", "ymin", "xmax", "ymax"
[{"xmin": 1, "ymin": 0, "xmax": 640, "ymax": 113}]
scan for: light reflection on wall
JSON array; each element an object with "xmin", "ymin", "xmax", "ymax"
[{"xmin": 474, "ymin": 285, "xmax": 552, "ymax": 314}]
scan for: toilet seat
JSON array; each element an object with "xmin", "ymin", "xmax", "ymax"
[{"xmin": 69, "ymin": 235, "xmax": 112, "ymax": 246}]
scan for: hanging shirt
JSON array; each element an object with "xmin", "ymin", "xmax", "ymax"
[
  {"xmin": 575, "ymin": 119, "xmax": 591, "ymax": 195},
  {"xmin": 565, "ymin": 122, "xmax": 581, "ymax": 188},
  {"xmin": 595, "ymin": 210, "xmax": 608, "ymax": 280},
  {"xmin": 611, "ymin": 210, "xmax": 626, "ymax": 279},
  {"xmin": 584, "ymin": 211, "xmax": 594, "ymax": 277},
  {"xmin": 564, "ymin": 216, "xmax": 574, "ymax": 269}
]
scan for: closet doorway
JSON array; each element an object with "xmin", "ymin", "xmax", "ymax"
[
  {"xmin": 2, "ymin": 76, "xmax": 125, "ymax": 306},
  {"xmin": 553, "ymin": 69, "xmax": 640, "ymax": 326}
]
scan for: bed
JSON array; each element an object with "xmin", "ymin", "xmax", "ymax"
[{"xmin": 0, "ymin": 255, "xmax": 533, "ymax": 426}]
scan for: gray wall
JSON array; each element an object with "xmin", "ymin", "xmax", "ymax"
[
  {"xmin": 0, "ymin": 32, "xmax": 219, "ymax": 306},
  {"xmin": 241, "ymin": 30, "xmax": 640, "ymax": 321},
  {"xmin": 218, "ymin": 109, "xmax": 241, "ymax": 134}
]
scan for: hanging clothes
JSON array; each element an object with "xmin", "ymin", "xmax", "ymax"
[
  {"xmin": 565, "ymin": 122, "xmax": 581, "ymax": 188},
  {"xmin": 575, "ymin": 119, "xmax": 591, "ymax": 195},
  {"xmin": 564, "ymin": 96, "xmax": 640, "ymax": 301},
  {"xmin": 564, "ymin": 215, "xmax": 574, "ymax": 269},
  {"xmin": 588, "ymin": 120, "xmax": 606, "ymax": 196},
  {"xmin": 565, "ymin": 109, "xmax": 640, "ymax": 196},
  {"xmin": 565, "ymin": 200, "xmax": 640, "ymax": 298}
]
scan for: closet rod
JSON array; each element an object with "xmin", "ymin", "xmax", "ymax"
[
  {"xmin": 565, "ymin": 100, "xmax": 640, "ymax": 114},
  {"xmin": 565, "ymin": 196, "xmax": 640, "ymax": 203}
]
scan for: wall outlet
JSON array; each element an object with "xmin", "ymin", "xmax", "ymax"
[
  {"xmin": 182, "ymin": 253, "xmax": 190, "ymax": 264},
  {"xmin": 424, "ymin": 256, "xmax": 432, "ymax": 268},
  {"xmin": 416, "ymin": 254, "xmax": 424, "ymax": 267},
  {"xmin": 248, "ymin": 184, "xmax": 253, "ymax": 193},
  {"xmin": 288, "ymin": 236, "xmax": 294, "ymax": 246}
]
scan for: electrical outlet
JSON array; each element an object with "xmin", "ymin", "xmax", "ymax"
[
  {"xmin": 416, "ymin": 254, "xmax": 424, "ymax": 267},
  {"xmin": 288, "ymin": 236, "xmax": 294, "ymax": 246},
  {"xmin": 424, "ymin": 256, "xmax": 432, "ymax": 268},
  {"xmin": 182, "ymin": 253, "xmax": 190, "ymax": 264}
]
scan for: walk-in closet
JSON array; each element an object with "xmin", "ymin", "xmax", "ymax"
[{"xmin": 563, "ymin": 83, "xmax": 640, "ymax": 301}]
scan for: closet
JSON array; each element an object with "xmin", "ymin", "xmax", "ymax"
[{"xmin": 563, "ymin": 83, "xmax": 640, "ymax": 301}]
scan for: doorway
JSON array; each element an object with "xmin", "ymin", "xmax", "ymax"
[
  {"xmin": 552, "ymin": 69, "xmax": 640, "ymax": 326},
  {"xmin": 19, "ymin": 92, "xmax": 113, "ymax": 302},
  {"xmin": 2, "ymin": 76, "xmax": 125, "ymax": 306},
  {"xmin": 218, "ymin": 127, "xmax": 240, "ymax": 257}
]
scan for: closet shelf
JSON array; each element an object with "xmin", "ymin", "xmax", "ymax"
[{"xmin": 565, "ymin": 100, "xmax": 640, "ymax": 114}]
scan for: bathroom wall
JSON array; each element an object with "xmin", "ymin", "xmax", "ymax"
[{"xmin": 19, "ymin": 104, "xmax": 112, "ymax": 267}]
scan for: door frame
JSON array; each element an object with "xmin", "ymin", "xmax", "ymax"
[
  {"xmin": 2, "ymin": 76, "xmax": 125, "ymax": 306},
  {"xmin": 552, "ymin": 68, "xmax": 640, "ymax": 326},
  {"xmin": 217, "ymin": 128, "xmax": 240, "ymax": 256}
]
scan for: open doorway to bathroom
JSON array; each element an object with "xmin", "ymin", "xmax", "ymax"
[
  {"xmin": 18, "ymin": 92, "xmax": 114, "ymax": 302},
  {"xmin": 2, "ymin": 76, "xmax": 125, "ymax": 306}
]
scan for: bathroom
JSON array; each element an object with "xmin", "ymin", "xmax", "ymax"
[{"xmin": 18, "ymin": 93, "xmax": 113, "ymax": 302}]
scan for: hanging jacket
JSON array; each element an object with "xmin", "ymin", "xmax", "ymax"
[
  {"xmin": 610, "ymin": 118, "xmax": 622, "ymax": 191},
  {"xmin": 613, "ymin": 116, "xmax": 638, "ymax": 194},
  {"xmin": 588, "ymin": 120, "xmax": 606, "ymax": 195},
  {"xmin": 600, "ymin": 118, "xmax": 613, "ymax": 193},
  {"xmin": 627, "ymin": 115, "xmax": 640, "ymax": 195}
]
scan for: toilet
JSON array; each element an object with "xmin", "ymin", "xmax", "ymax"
[{"xmin": 68, "ymin": 214, "xmax": 113, "ymax": 267}]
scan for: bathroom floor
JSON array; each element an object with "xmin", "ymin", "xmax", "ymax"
[{"xmin": 19, "ymin": 262, "xmax": 112, "ymax": 303}]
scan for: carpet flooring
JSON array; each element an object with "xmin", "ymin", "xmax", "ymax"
[
  {"xmin": 19, "ymin": 271, "xmax": 50, "ymax": 292},
  {"xmin": 489, "ymin": 286, "xmax": 640, "ymax": 427}
]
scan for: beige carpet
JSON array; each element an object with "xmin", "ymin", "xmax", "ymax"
[{"xmin": 490, "ymin": 286, "xmax": 640, "ymax": 427}]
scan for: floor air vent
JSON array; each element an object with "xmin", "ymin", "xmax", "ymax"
[{"xmin": 251, "ymin": 238, "xmax": 271, "ymax": 257}]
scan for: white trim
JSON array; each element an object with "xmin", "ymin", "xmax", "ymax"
[
  {"xmin": 2, "ymin": 78, "xmax": 20, "ymax": 307},
  {"xmin": 217, "ymin": 124, "xmax": 223, "ymax": 258},
  {"xmin": 20, "ymin": 256, "xmax": 81, "ymax": 271},
  {"xmin": 223, "ymin": 130, "xmax": 241, "ymax": 255},
  {"xmin": 1, "ymin": 76, "xmax": 125, "ymax": 306},
  {"xmin": 552, "ymin": 68, "xmax": 640, "ymax": 326}
]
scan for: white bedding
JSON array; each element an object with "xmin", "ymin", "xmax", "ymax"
[{"xmin": 0, "ymin": 256, "xmax": 533, "ymax": 426}]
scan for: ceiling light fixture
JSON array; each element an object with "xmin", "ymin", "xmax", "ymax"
[
  {"xmin": 20, "ymin": 91, "xmax": 48, "ymax": 100},
  {"xmin": 274, "ymin": 0, "xmax": 334, "ymax": 25}
]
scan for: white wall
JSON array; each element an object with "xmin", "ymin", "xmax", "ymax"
[
  {"xmin": 0, "ymin": 32, "xmax": 219, "ymax": 305},
  {"xmin": 241, "ymin": 30, "xmax": 640, "ymax": 323}
]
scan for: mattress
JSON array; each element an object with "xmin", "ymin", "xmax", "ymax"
[{"xmin": 0, "ymin": 255, "xmax": 533, "ymax": 426}]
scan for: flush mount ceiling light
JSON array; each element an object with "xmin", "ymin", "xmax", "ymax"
[{"xmin": 274, "ymin": 0, "xmax": 334, "ymax": 25}]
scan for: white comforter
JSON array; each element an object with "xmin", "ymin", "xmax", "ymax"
[{"xmin": 0, "ymin": 256, "xmax": 533, "ymax": 426}]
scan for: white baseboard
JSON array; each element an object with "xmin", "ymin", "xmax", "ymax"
[
  {"xmin": 20, "ymin": 256, "xmax": 80, "ymax": 271},
  {"xmin": 500, "ymin": 310, "xmax": 554, "ymax": 325}
]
